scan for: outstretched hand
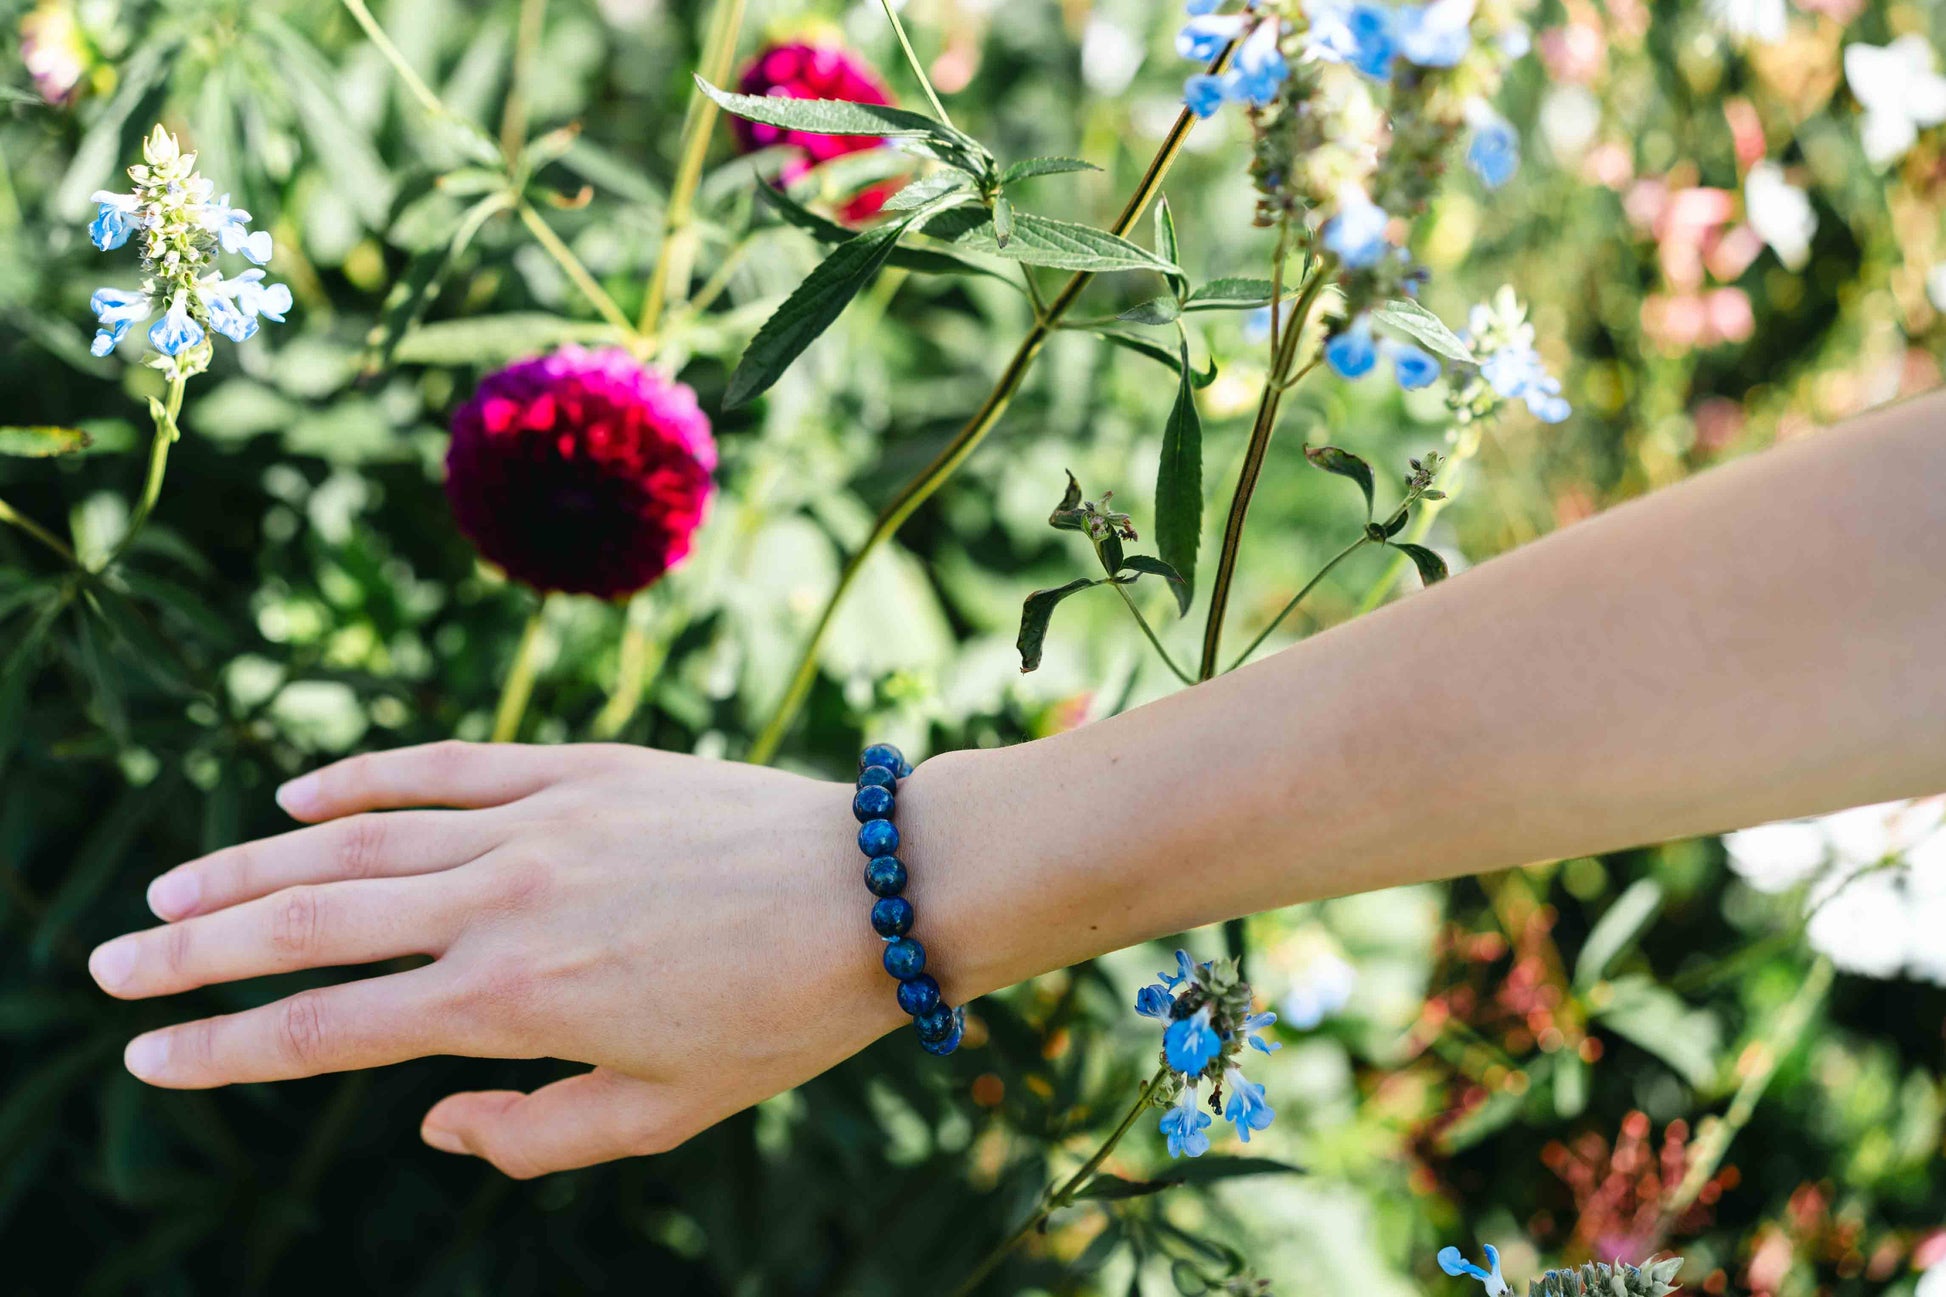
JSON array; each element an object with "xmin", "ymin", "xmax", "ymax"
[{"xmin": 88, "ymin": 741, "xmax": 920, "ymax": 1178}]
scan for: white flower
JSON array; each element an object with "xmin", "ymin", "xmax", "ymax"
[
  {"xmin": 1844, "ymin": 36, "xmax": 1946, "ymax": 168},
  {"xmin": 1744, "ymin": 161, "xmax": 1816, "ymax": 271},
  {"xmin": 1707, "ymin": 0, "xmax": 1786, "ymax": 45},
  {"xmin": 1919, "ymin": 1261, "xmax": 1946, "ymax": 1297}
]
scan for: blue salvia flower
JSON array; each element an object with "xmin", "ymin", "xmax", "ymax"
[
  {"xmin": 1344, "ymin": 4, "xmax": 1399, "ymax": 76},
  {"xmin": 1452, "ymin": 288, "xmax": 1571, "ymax": 423},
  {"xmin": 1465, "ymin": 106, "xmax": 1520, "ymax": 188},
  {"xmin": 1384, "ymin": 338, "xmax": 1442, "ymax": 389},
  {"xmin": 1321, "ymin": 184, "xmax": 1391, "ymax": 268},
  {"xmin": 1134, "ymin": 983, "xmax": 1174, "ymax": 1018},
  {"xmin": 87, "ymin": 125, "xmax": 291, "ymax": 379},
  {"xmin": 1242, "ymin": 1009, "xmax": 1281, "ymax": 1053},
  {"xmin": 1164, "ymin": 1004, "xmax": 1223, "ymax": 1073},
  {"xmin": 1158, "ymin": 949, "xmax": 1200, "ymax": 990},
  {"xmin": 1440, "ymin": 1245, "xmax": 1512, "ymax": 1297},
  {"xmin": 1222, "ymin": 1068, "xmax": 1275, "ymax": 1141},
  {"xmin": 1395, "ymin": 0, "xmax": 1475, "ymax": 68},
  {"xmin": 1160, "ymin": 1088, "xmax": 1213, "ymax": 1158},
  {"xmin": 1228, "ymin": 17, "xmax": 1290, "ymax": 105},
  {"xmin": 1177, "ymin": 1, "xmax": 1291, "ymax": 118},
  {"xmin": 1325, "ymin": 314, "xmax": 1378, "ymax": 378}
]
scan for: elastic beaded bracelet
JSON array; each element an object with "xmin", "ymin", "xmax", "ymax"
[{"xmin": 855, "ymin": 742, "xmax": 964, "ymax": 1055}]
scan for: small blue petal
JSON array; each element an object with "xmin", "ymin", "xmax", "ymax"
[
  {"xmin": 148, "ymin": 299, "xmax": 205, "ymax": 357},
  {"xmin": 1466, "ymin": 118, "xmax": 1520, "ymax": 189},
  {"xmin": 89, "ymin": 205, "xmax": 132, "ymax": 251},
  {"xmin": 1135, "ymin": 984, "xmax": 1174, "ymax": 1018},
  {"xmin": 1164, "ymin": 1006, "xmax": 1223, "ymax": 1074},
  {"xmin": 1390, "ymin": 342, "xmax": 1442, "ymax": 389},
  {"xmin": 1325, "ymin": 321, "xmax": 1378, "ymax": 379},
  {"xmin": 1183, "ymin": 73, "xmax": 1229, "ymax": 118}
]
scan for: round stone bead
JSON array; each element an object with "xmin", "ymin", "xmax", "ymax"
[
  {"xmin": 914, "ymin": 1003, "xmax": 957, "ymax": 1043},
  {"xmin": 864, "ymin": 855, "xmax": 907, "ymax": 897},
  {"xmin": 870, "ymin": 896, "xmax": 914, "ymax": 938},
  {"xmin": 896, "ymin": 974, "xmax": 940, "ymax": 1016},
  {"xmin": 857, "ymin": 818, "xmax": 899, "ymax": 857},
  {"xmin": 918, "ymin": 1017, "xmax": 963, "ymax": 1055},
  {"xmin": 882, "ymin": 936, "xmax": 925, "ymax": 980},
  {"xmin": 852, "ymin": 785, "xmax": 894, "ymax": 823},
  {"xmin": 860, "ymin": 743, "xmax": 906, "ymax": 776},
  {"xmin": 858, "ymin": 764, "xmax": 898, "ymax": 792}
]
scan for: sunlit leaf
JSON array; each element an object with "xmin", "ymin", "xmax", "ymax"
[
  {"xmin": 1017, "ymin": 578, "xmax": 1098, "ymax": 672},
  {"xmin": 1304, "ymin": 444, "xmax": 1375, "ymax": 520},
  {"xmin": 1374, "ymin": 299, "xmax": 1475, "ymax": 362}
]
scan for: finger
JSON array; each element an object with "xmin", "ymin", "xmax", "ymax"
[
  {"xmin": 91, "ymin": 875, "xmax": 462, "ymax": 999},
  {"xmin": 274, "ymin": 740, "xmax": 586, "ymax": 823},
  {"xmin": 421, "ymin": 1070, "xmax": 678, "ymax": 1179},
  {"xmin": 121, "ymin": 965, "xmax": 468, "ymax": 1088},
  {"xmin": 147, "ymin": 809, "xmax": 506, "ymax": 921}
]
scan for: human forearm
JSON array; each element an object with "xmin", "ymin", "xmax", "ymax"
[{"xmin": 915, "ymin": 392, "xmax": 1946, "ymax": 1002}]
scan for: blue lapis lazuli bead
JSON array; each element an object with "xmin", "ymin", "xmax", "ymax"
[
  {"xmin": 897, "ymin": 974, "xmax": 940, "ymax": 1016},
  {"xmin": 882, "ymin": 936, "xmax": 925, "ymax": 980},
  {"xmin": 919, "ymin": 1017, "xmax": 963, "ymax": 1055},
  {"xmin": 913, "ymin": 1003, "xmax": 956, "ymax": 1042},
  {"xmin": 871, "ymin": 895, "xmax": 914, "ymax": 938},
  {"xmin": 858, "ymin": 764, "xmax": 897, "ymax": 792},
  {"xmin": 859, "ymin": 743, "xmax": 906, "ymax": 775},
  {"xmin": 853, "ymin": 785, "xmax": 894, "ymax": 823},
  {"xmin": 864, "ymin": 855, "xmax": 906, "ymax": 897},
  {"xmin": 857, "ymin": 818, "xmax": 898, "ymax": 857}
]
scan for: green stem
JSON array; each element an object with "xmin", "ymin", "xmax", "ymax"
[
  {"xmin": 1196, "ymin": 266, "xmax": 1326, "ymax": 679},
  {"xmin": 491, "ymin": 602, "xmax": 550, "ymax": 743},
  {"xmin": 640, "ymin": 0, "xmax": 748, "ymax": 339},
  {"xmin": 745, "ymin": 50, "xmax": 1232, "ymax": 765},
  {"xmin": 591, "ymin": 590, "xmax": 670, "ymax": 739},
  {"xmin": 102, "ymin": 374, "xmax": 184, "ymax": 572},
  {"xmin": 338, "ymin": 0, "xmax": 454, "ymax": 121},
  {"xmin": 876, "ymin": 0, "xmax": 955, "ymax": 129},
  {"xmin": 0, "ymin": 498, "xmax": 77, "ymax": 565},
  {"xmin": 1110, "ymin": 581, "xmax": 1192, "ymax": 685},
  {"xmin": 500, "ymin": 0, "xmax": 550, "ymax": 160},
  {"xmin": 1223, "ymin": 535, "xmax": 1370, "ymax": 673},
  {"xmin": 517, "ymin": 201, "xmax": 640, "ymax": 338},
  {"xmin": 1353, "ymin": 422, "xmax": 1478, "ymax": 615},
  {"xmin": 951, "ymin": 1065, "xmax": 1171, "ymax": 1297}
]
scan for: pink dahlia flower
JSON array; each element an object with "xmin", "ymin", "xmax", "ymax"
[
  {"xmin": 445, "ymin": 347, "xmax": 716, "ymax": 599},
  {"xmin": 733, "ymin": 39, "xmax": 900, "ymax": 222}
]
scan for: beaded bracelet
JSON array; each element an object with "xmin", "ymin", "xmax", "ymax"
[{"xmin": 855, "ymin": 742, "xmax": 963, "ymax": 1055}]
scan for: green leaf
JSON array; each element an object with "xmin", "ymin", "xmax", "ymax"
[
  {"xmin": 1076, "ymin": 1156, "xmax": 1304, "ymax": 1199},
  {"xmin": 1096, "ymin": 532, "xmax": 1125, "ymax": 576},
  {"xmin": 1574, "ymin": 879, "xmax": 1664, "ymax": 991},
  {"xmin": 556, "ymin": 138, "xmax": 667, "ymax": 207},
  {"xmin": 1595, "ymin": 975, "xmax": 1721, "ymax": 1089},
  {"xmin": 0, "ymin": 426, "xmax": 97, "ymax": 457},
  {"xmin": 693, "ymin": 76, "xmax": 988, "ymax": 170},
  {"xmin": 999, "ymin": 156, "xmax": 1101, "ymax": 185},
  {"xmin": 393, "ymin": 314, "xmax": 623, "ymax": 366},
  {"xmin": 1392, "ymin": 541, "xmax": 1448, "ymax": 586},
  {"xmin": 1184, "ymin": 277, "xmax": 1283, "ymax": 311},
  {"xmin": 883, "ymin": 172, "xmax": 972, "ymax": 211},
  {"xmin": 1153, "ymin": 341, "xmax": 1202, "ymax": 611},
  {"xmin": 1017, "ymin": 578, "xmax": 1098, "ymax": 672},
  {"xmin": 362, "ymin": 191, "xmax": 512, "ymax": 376},
  {"xmin": 992, "ymin": 194, "xmax": 1014, "ymax": 246},
  {"xmin": 926, "ymin": 208, "xmax": 1182, "ymax": 273},
  {"xmin": 725, "ymin": 214, "xmax": 919, "ymax": 407},
  {"xmin": 1080, "ymin": 326, "xmax": 1218, "ymax": 387},
  {"xmin": 1117, "ymin": 297, "xmax": 1182, "ymax": 326},
  {"xmin": 1304, "ymin": 445, "xmax": 1375, "ymax": 520},
  {"xmin": 1120, "ymin": 554, "xmax": 1190, "ymax": 616},
  {"xmin": 753, "ymin": 185, "xmax": 1015, "ymax": 283},
  {"xmin": 1374, "ymin": 299, "xmax": 1475, "ymax": 363},
  {"xmin": 1049, "ymin": 469, "xmax": 1085, "ymax": 527},
  {"xmin": 1154, "ymin": 196, "xmax": 1184, "ymax": 291}
]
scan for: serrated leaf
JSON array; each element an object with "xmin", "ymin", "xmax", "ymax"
[
  {"xmin": 1154, "ymin": 195, "xmax": 1181, "ymax": 290},
  {"xmin": 1392, "ymin": 541, "xmax": 1448, "ymax": 586},
  {"xmin": 1184, "ymin": 277, "xmax": 1283, "ymax": 311},
  {"xmin": 1574, "ymin": 879, "xmax": 1664, "ymax": 990},
  {"xmin": 1304, "ymin": 445, "xmax": 1375, "ymax": 520},
  {"xmin": 1080, "ymin": 326, "xmax": 1218, "ymax": 387},
  {"xmin": 1153, "ymin": 341, "xmax": 1201, "ymax": 612},
  {"xmin": 753, "ymin": 185, "xmax": 1015, "ymax": 283},
  {"xmin": 693, "ymin": 76, "xmax": 988, "ymax": 171},
  {"xmin": 926, "ymin": 208, "xmax": 1181, "ymax": 273},
  {"xmin": 1117, "ymin": 297, "xmax": 1182, "ymax": 326},
  {"xmin": 393, "ymin": 314, "xmax": 623, "ymax": 366},
  {"xmin": 1017, "ymin": 578, "xmax": 1098, "ymax": 672},
  {"xmin": 0, "ymin": 426, "xmax": 96, "ymax": 457},
  {"xmin": 999, "ymin": 156, "xmax": 1101, "ymax": 184},
  {"xmin": 883, "ymin": 172, "xmax": 970, "ymax": 211},
  {"xmin": 993, "ymin": 194, "xmax": 1014, "ymax": 246},
  {"xmin": 1374, "ymin": 299, "xmax": 1475, "ymax": 362},
  {"xmin": 1595, "ymin": 976, "xmax": 1721, "ymax": 1088}
]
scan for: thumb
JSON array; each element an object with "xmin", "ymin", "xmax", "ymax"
[{"xmin": 421, "ymin": 1069, "xmax": 674, "ymax": 1178}]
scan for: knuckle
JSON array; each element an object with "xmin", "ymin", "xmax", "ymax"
[
  {"xmin": 269, "ymin": 886, "xmax": 326, "ymax": 959},
  {"xmin": 334, "ymin": 815, "xmax": 388, "ymax": 880},
  {"xmin": 279, "ymin": 992, "xmax": 330, "ymax": 1068},
  {"xmin": 164, "ymin": 919, "xmax": 194, "ymax": 980},
  {"xmin": 488, "ymin": 1142, "xmax": 546, "ymax": 1180},
  {"xmin": 426, "ymin": 740, "xmax": 475, "ymax": 777},
  {"xmin": 182, "ymin": 1017, "xmax": 217, "ymax": 1076},
  {"xmin": 488, "ymin": 855, "xmax": 552, "ymax": 911}
]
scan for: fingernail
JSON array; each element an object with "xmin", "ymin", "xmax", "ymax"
[
  {"xmin": 89, "ymin": 940, "xmax": 137, "ymax": 991},
  {"xmin": 125, "ymin": 1033, "xmax": 170, "ymax": 1079},
  {"xmin": 275, "ymin": 773, "xmax": 320, "ymax": 818},
  {"xmin": 422, "ymin": 1126, "xmax": 466, "ymax": 1154},
  {"xmin": 147, "ymin": 871, "xmax": 200, "ymax": 919}
]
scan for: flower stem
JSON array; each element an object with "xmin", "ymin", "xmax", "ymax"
[
  {"xmin": 0, "ymin": 497, "xmax": 77, "ymax": 565},
  {"xmin": 516, "ymin": 201, "xmax": 640, "ymax": 339},
  {"xmin": 101, "ymin": 374, "xmax": 184, "ymax": 572},
  {"xmin": 500, "ymin": 0, "xmax": 551, "ymax": 160},
  {"xmin": 591, "ymin": 590, "xmax": 670, "ymax": 739},
  {"xmin": 950, "ymin": 1064, "xmax": 1172, "ymax": 1297},
  {"xmin": 639, "ymin": 0, "xmax": 748, "ymax": 340},
  {"xmin": 1353, "ymin": 422, "xmax": 1478, "ymax": 615},
  {"xmin": 1223, "ymin": 535, "xmax": 1370, "ymax": 673},
  {"xmin": 491, "ymin": 601, "xmax": 550, "ymax": 743},
  {"xmin": 745, "ymin": 48, "xmax": 1233, "ymax": 765},
  {"xmin": 876, "ymin": 0, "xmax": 955, "ymax": 129},
  {"xmin": 338, "ymin": 0, "xmax": 454, "ymax": 122},
  {"xmin": 1111, "ymin": 581, "xmax": 1193, "ymax": 685},
  {"xmin": 1197, "ymin": 266, "xmax": 1327, "ymax": 679}
]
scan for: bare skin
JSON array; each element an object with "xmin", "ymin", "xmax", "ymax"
[{"xmin": 89, "ymin": 390, "xmax": 1946, "ymax": 1178}]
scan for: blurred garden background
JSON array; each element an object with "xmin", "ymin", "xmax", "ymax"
[{"xmin": 1, "ymin": 0, "xmax": 1944, "ymax": 1291}]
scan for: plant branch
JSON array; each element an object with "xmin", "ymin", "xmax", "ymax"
[
  {"xmin": 500, "ymin": 0, "xmax": 550, "ymax": 160},
  {"xmin": 339, "ymin": 0, "xmax": 455, "ymax": 122},
  {"xmin": 516, "ymin": 201, "xmax": 640, "ymax": 338},
  {"xmin": 491, "ymin": 601, "xmax": 550, "ymax": 742},
  {"xmin": 1110, "ymin": 581, "xmax": 1193, "ymax": 685},
  {"xmin": 877, "ymin": 0, "xmax": 955, "ymax": 129},
  {"xmin": 951, "ymin": 1064, "xmax": 1171, "ymax": 1297},
  {"xmin": 0, "ymin": 497, "xmax": 77, "ymax": 565},
  {"xmin": 1224, "ymin": 534, "xmax": 1370, "ymax": 673},
  {"xmin": 745, "ymin": 46, "xmax": 1234, "ymax": 764},
  {"xmin": 101, "ymin": 374, "xmax": 184, "ymax": 572}
]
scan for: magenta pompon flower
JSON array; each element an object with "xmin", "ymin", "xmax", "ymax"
[
  {"xmin": 732, "ymin": 39, "xmax": 900, "ymax": 222},
  {"xmin": 444, "ymin": 346, "xmax": 717, "ymax": 599}
]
